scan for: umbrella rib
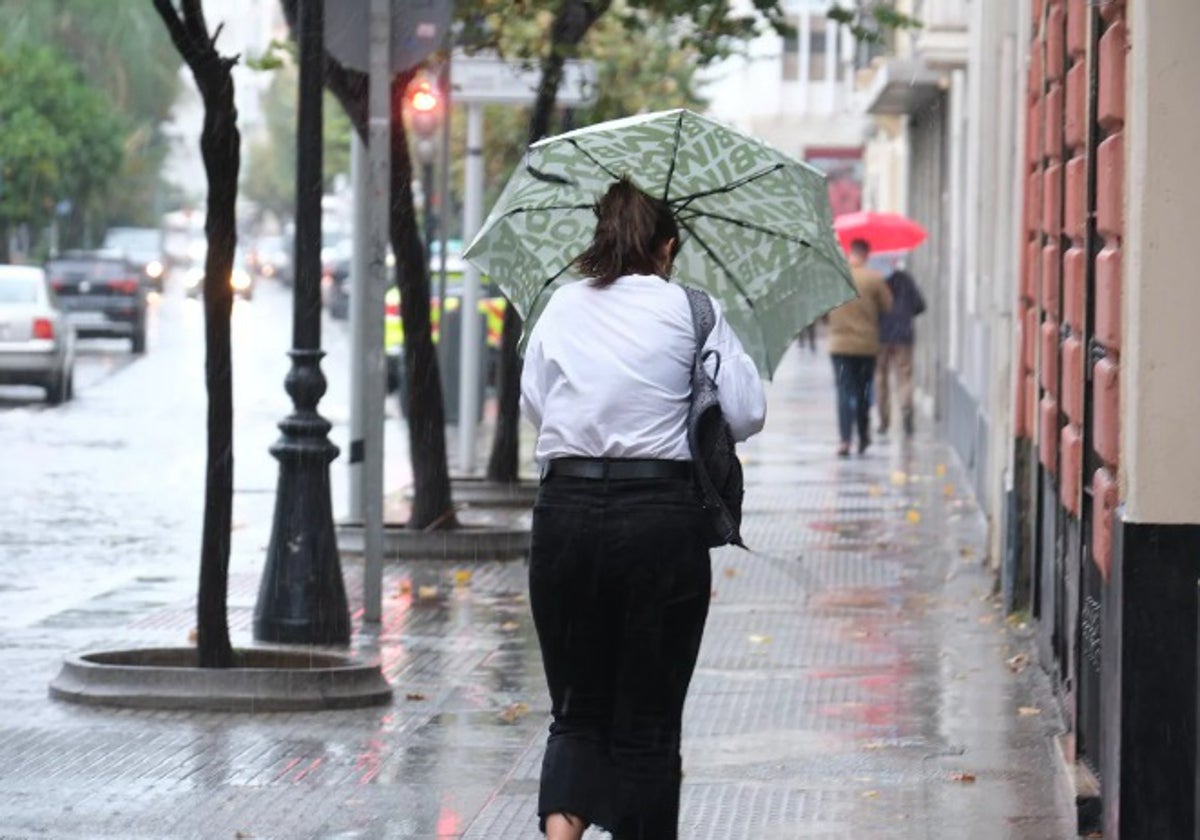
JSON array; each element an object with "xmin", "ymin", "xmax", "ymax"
[
  {"xmin": 566, "ymin": 140, "xmax": 624, "ymax": 182},
  {"xmin": 676, "ymin": 217, "xmax": 755, "ymax": 312},
  {"xmin": 525, "ymin": 261, "xmax": 580, "ymax": 321},
  {"xmin": 669, "ymin": 163, "xmax": 786, "ymax": 211},
  {"xmin": 676, "ymin": 209, "xmax": 813, "ymax": 248},
  {"xmin": 504, "ymin": 202, "xmax": 596, "ymax": 216},
  {"xmin": 662, "ymin": 110, "xmax": 686, "ymax": 202}
]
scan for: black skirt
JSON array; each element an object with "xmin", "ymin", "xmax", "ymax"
[{"xmin": 529, "ymin": 467, "xmax": 711, "ymax": 838}]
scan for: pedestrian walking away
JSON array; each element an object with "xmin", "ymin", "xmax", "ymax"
[
  {"xmin": 827, "ymin": 238, "xmax": 892, "ymax": 457},
  {"xmin": 876, "ymin": 262, "xmax": 926, "ymax": 437},
  {"xmin": 520, "ymin": 177, "xmax": 767, "ymax": 839}
]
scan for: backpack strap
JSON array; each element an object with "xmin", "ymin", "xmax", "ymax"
[
  {"xmin": 683, "ymin": 286, "xmax": 722, "ymax": 379},
  {"xmin": 683, "ymin": 286, "xmax": 715, "ymax": 348}
]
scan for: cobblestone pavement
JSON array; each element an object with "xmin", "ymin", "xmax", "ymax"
[{"xmin": 0, "ymin": 300, "xmax": 1075, "ymax": 838}]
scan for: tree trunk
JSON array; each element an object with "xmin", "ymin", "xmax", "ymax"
[
  {"xmin": 196, "ymin": 74, "xmax": 238, "ymax": 668},
  {"xmin": 152, "ymin": 0, "xmax": 238, "ymax": 669},
  {"xmin": 486, "ymin": 0, "xmax": 610, "ymax": 483},
  {"xmin": 390, "ymin": 76, "xmax": 456, "ymax": 529},
  {"xmin": 0, "ymin": 225, "xmax": 9, "ymax": 264}
]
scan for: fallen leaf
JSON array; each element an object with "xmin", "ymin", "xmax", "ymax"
[
  {"xmin": 943, "ymin": 483, "xmax": 955, "ymax": 497},
  {"xmin": 499, "ymin": 620, "xmax": 520, "ymax": 632},
  {"xmin": 1018, "ymin": 706, "xmax": 1041, "ymax": 716},
  {"xmin": 187, "ymin": 628, "xmax": 198, "ymax": 643},
  {"xmin": 860, "ymin": 740, "xmax": 885, "ymax": 750},
  {"xmin": 936, "ymin": 463, "xmax": 947, "ymax": 477},
  {"xmin": 417, "ymin": 585, "xmax": 439, "ymax": 600},
  {"xmin": 861, "ymin": 790, "xmax": 880, "ymax": 799},
  {"xmin": 723, "ymin": 567, "xmax": 739, "ymax": 578},
  {"xmin": 498, "ymin": 702, "xmax": 531, "ymax": 723},
  {"xmin": 868, "ymin": 484, "xmax": 883, "ymax": 497},
  {"xmin": 1006, "ymin": 653, "xmax": 1030, "ymax": 674},
  {"xmin": 949, "ymin": 772, "xmax": 977, "ymax": 783},
  {"xmin": 748, "ymin": 634, "xmax": 771, "ymax": 645},
  {"xmin": 397, "ymin": 579, "xmax": 412, "ymax": 596},
  {"xmin": 452, "ymin": 570, "xmax": 473, "ymax": 586},
  {"xmin": 978, "ymin": 614, "xmax": 996, "ymax": 625},
  {"xmin": 236, "ymin": 832, "xmax": 256, "ymax": 839},
  {"xmin": 959, "ymin": 546, "xmax": 976, "ymax": 559},
  {"xmin": 905, "ymin": 509, "xmax": 921, "ymax": 524},
  {"xmin": 405, "ymin": 692, "xmax": 427, "ymax": 701},
  {"xmin": 890, "ymin": 470, "xmax": 907, "ymax": 486}
]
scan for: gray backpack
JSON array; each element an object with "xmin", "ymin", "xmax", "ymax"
[{"xmin": 683, "ymin": 286, "xmax": 746, "ymax": 549}]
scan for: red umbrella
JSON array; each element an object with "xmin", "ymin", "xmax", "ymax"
[{"xmin": 833, "ymin": 211, "xmax": 927, "ymax": 254}]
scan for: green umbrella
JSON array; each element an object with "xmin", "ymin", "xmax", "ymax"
[{"xmin": 463, "ymin": 108, "xmax": 856, "ymax": 378}]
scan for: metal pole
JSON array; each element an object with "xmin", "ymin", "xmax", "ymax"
[
  {"xmin": 254, "ymin": 0, "xmax": 350, "ymax": 645},
  {"xmin": 436, "ymin": 59, "xmax": 451, "ymax": 319},
  {"xmin": 458, "ymin": 102, "xmax": 484, "ymax": 473},
  {"xmin": 361, "ymin": 0, "xmax": 391, "ymax": 624},
  {"xmin": 348, "ymin": 135, "xmax": 367, "ymax": 521}
]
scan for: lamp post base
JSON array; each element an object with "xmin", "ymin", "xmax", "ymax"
[{"xmin": 254, "ymin": 349, "xmax": 350, "ymax": 646}]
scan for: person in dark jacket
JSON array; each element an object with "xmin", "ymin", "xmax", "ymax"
[{"xmin": 876, "ymin": 264, "xmax": 926, "ymax": 437}]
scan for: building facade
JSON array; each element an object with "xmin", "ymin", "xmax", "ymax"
[
  {"xmin": 161, "ymin": 0, "xmax": 288, "ymax": 202},
  {"xmin": 862, "ymin": 1, "xmax": 1200, "ymax": 836},
  {"xmin": 703, "ymin": 0, "xmax": 872, "ymax": 214}
]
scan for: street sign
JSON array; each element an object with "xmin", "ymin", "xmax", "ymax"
[
  {"xmin": 450, "ymin": 51, "xmax": 597, "ymax": 106},
  {"xmin": 326, "ymin": 0, "xmax": 452, "ymax": 75}
]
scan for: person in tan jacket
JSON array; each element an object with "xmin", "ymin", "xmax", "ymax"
[{"xmin": 828, "ymin": 239, "xmax": 893, "ymax": 456}]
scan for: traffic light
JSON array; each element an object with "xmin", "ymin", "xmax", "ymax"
[{"xmin": 407, "ymin": 78, "xmax": 441, "ymax": 139}]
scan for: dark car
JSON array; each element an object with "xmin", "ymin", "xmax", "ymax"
[
  {"xmin": 321, "ymin": 238, "xmax": 352, "ymax": 320},
  {"xmin": 101, "ymin": 227, "xmax": 166, "ymax": 291},
  {"xmin": 44, "ymin": 252, "xmax": 148, "ymax": 354},
  {"xmin": 182, "ymin": 248, "xmax": 256, "ymax": 301}
]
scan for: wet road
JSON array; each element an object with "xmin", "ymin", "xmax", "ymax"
[
  {"xmin": 0, "ymin": 294, "xmax": 1075, "ymax": 838},
  {"xmin": 0, "ymin": 274, "xmax": 412, "ymax": 629}
]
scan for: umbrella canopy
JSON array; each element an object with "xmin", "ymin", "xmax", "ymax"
[
  {"xmin": 463, "ymin": 109, "xmax": 856, "ymax": 378},
  {"xmin": 833, "ymin": 210, "xmax": 927, "ymax": 254}
]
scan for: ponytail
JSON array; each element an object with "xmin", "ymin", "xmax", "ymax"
[{"xmin": 573, "ymin": 176, "xmax": 680, "ymax": 288}]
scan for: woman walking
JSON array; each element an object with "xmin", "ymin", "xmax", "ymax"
[{"xmin": 520, "ymin": 177, "xmax": 767, "ymax": 839}]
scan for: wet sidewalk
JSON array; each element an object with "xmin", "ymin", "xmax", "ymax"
[{"xmin": 0, "ymin": 344, "xmax": 1075, "ymax": 839}]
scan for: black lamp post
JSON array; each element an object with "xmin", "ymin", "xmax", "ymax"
[{"xmin": 253, "ymin": 0, "xmax": 350, "ymax": 645}]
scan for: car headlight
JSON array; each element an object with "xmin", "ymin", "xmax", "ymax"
[
  {"xmin": 145, "ymin": 260, "xmax": 164, "ymax": 279},
  {"xmin": 231, "ymin": 269, "xmax": 252, "ymax": 291}
]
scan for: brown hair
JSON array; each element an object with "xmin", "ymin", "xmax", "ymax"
[{"xmin": 573, "ymin": 176, "xmax": 680, "ymax": 288}]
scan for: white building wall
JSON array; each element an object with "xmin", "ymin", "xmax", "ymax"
[
  {"xmin": 162, "ymin": 0, "xmax": 288, "ymax": 201},
  {"xmin": 702, "ymin": 0, "xmax": 869, "ymax": 161},
  {"xmin": 1122, "ymin": 0, "xmax": 1200, "ymax": 524}
]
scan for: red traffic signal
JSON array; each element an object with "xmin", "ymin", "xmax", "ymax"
[{"xmin": 406, "ymin": 79, "xmax": 441, "ymax": 138}]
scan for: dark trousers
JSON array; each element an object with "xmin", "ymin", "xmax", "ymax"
[
  {"xmin": 529, "ymin": 474, "xmax": 711, "ymax": 839},
  {"xmin": 831, "ymin": 353, "xmax": 877, "ymax": 446}
]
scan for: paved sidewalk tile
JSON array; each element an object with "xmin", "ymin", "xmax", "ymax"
[{"xmin": 0, "ymin": 345, "xmax": 1074, "ymax": 839}]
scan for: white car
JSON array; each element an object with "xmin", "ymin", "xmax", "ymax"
[{"xmin": 0, "ymin": 265, "xmax": 76, "ymax": 404}]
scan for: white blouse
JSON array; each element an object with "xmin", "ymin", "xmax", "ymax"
[{"xmin": 520, "ymin": 274, "xmax": 767, "ymax": 466}]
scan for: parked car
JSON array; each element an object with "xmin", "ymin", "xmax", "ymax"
[
  {"xmin": 183, "ymin": 249, "xmax": 256, "ymax": 300},
  {"xmin": 0, "ymin": 265, "xmax": 76, "ymax": 403},
  {"xmin": 44, "ymin": 251, "xmax": 147, "ymax": 354},
  {"xmin": 101, "ymin": 227, "xmax": 166, "ymax": 291}
]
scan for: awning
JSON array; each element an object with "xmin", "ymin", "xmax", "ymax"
[{"xmin": 864, "ymin": 59, "xmax": 944, "ymax": 116}]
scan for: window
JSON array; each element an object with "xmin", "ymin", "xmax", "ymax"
[
  {"xmin": 809, "ymin": 14, "xmax": 828, "ymax": 82},
  {"xmin": 782, "ymin": 16, "xmax": 800, "ymax": 81}
]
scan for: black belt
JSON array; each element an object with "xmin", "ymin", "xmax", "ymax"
[{"xmin": 544, "ymin": 458, "xmax": 693, "ymax": 481}]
